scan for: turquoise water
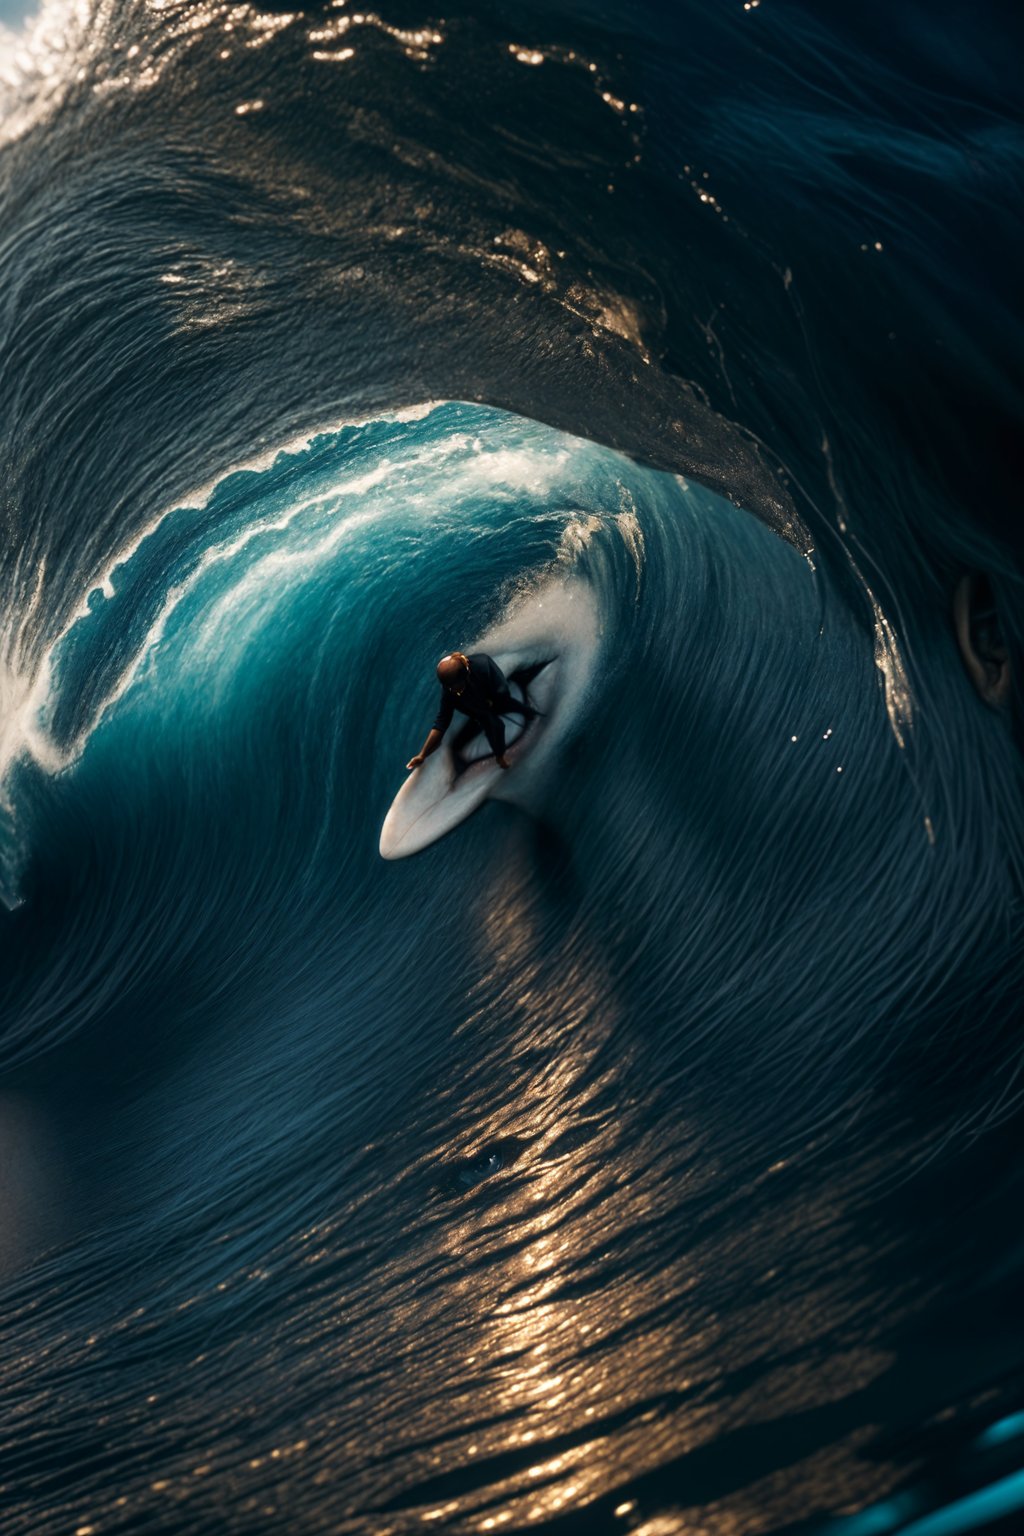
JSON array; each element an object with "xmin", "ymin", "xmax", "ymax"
[{"xmin": 1, "ymin": 1, "xmax": 1021, "ymax": 1531}]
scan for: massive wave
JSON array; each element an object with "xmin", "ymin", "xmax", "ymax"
[{"xmin": 0, "ymin": 2, "xmax": 1021, "ymax": 1533}]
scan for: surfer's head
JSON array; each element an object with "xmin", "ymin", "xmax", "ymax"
[{"xmin": 437, "ymin": 652, "xmax": 471, "ymax": 695}]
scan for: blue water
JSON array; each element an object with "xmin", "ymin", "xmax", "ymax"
[{"xmin": 1, "ymin": 2, "xmax": 1022, "ymax": 1532}]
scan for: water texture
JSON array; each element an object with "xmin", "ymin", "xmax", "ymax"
[{"xmin": 0, "ymin": 2, "xmax": 1022, "ymax": 1533}]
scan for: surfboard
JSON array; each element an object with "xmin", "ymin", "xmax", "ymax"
[
  {"xmin": 379, "ymin": 573, "xmax": 601, "ymax": 860},
  {"xmin": 379, "ymin": 663, "xmax": 549, "ymax": 860}
]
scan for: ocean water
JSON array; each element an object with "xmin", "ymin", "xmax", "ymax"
[{"xmin": 0, "ymin": 2, "xmax": 1022, "ymax": 1533}]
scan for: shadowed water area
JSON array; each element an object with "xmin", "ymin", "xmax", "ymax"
[{"xmin": 0, "ymin": 2, "xmax": 1022, "ymax": 1533}]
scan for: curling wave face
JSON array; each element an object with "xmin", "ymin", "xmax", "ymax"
[
  {"xmin": 1, "ymin": 404, "xmax": 636, "ymax": 905},
  {"xmin": 1, "ymin": 2, "xmax": 1023, "ymax": 1533},
  {"xmin": 1, "ymin": 403, "xmax": 1022, "ymax": 1536}
]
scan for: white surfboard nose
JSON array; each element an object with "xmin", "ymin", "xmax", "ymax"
[{"xmin": 379, "ymin": 752, "xmax": 502, "ymax": 859}]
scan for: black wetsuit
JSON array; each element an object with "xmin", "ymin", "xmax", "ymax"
[{"xmin": 433, "ymin": 653, "xmax": 536, "ymax": 760}]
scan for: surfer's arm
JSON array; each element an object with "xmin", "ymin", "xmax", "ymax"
[
  {"xmin": 407, "ymin": 692, "xmax": 453, "ymax": 770},
  {"xmin": 407, "ymin": 727, "xmax": 444, "ymax": 770}
]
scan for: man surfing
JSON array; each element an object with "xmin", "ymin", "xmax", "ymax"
[{"xmin": 407, "ymin": 652, "xmax": 537, "ymax": 772}]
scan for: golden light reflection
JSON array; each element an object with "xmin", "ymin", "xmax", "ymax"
[
  {"xmin": 509, "ymin": 46, "xmax": 544, "ymax": 66},
  {"xmin": 307, "ymin": 10, "xmax": 444, "ymax": 63},
  {"xmin": 505, "ymin": 39, "xmax": 642, "ymax": 128},
  {"xmin": 1, "ymin": 0, "xmax": 448, "ymax": 139},
  {"xmin": 398, "ymin": 871, "xmax": 710, "ymax": 1526},
  {"xmin": 76, "ymin": 4, "xmax": 299, "ymax": 100},
  {"xmin": 325, "ymin": 863, "xmax": 914, "ymax": 1532},
  {"xmin": 0, "ymin": 862, "xmax": 945, "ymax": 1534}
]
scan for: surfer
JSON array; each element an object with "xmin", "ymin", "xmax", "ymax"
[{"xmin": 407, "ymin": 652, "xmax": 537, "ymax": 772}]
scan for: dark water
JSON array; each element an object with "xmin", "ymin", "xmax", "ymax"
[{"xmin": 0, "ymin": 2, "xmax": 1022, "ymax": 1532}]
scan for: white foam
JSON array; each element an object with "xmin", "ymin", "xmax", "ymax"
[
  {"xmin": 7, "ymin": 406, "xmax": 564, "ymax": 784},
  {"xmin": 0, "ymin": 403, "xmax": 597, "ymax": 900},
  {"xmin": 76, "ymin": 402, "xmax": 448, "ymax": 619},
  {"xmin": 447, "ymin": 444, "xmax": 571, "ymax": 495},
  {"xmin": 0, "ymin": 554, "xmax": 63, "ymax": 793},
  {"xmin": 0, "ymin": 0, "xmax": 105, "ymax": 147}
]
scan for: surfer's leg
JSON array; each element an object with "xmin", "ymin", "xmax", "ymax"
[
  {"xmin": 451, "ymin": 716, "xmax": 484, "ymax": 755},
  {"xmin": 482, "ymin": 712, "xmax": 507, "ymax": 758},
  {"xmin": 494, "ymin": 691, "xmax": 538, "ymax": 720}
]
